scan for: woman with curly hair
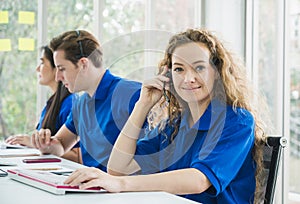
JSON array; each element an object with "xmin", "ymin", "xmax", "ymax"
[{"xmin": 64, "ymin": 28, "xmax": 269, "ymax": 203}]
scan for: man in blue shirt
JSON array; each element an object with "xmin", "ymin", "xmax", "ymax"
[{"xmin": 31, "ymin": 30, "xmax": 141, "ymax": 171}]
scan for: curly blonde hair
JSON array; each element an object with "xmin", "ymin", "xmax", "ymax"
[{"xmin": 148, "ymin": 28, "xmax": 270, "ymax": 203}]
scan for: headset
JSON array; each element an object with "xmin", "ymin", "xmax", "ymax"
[{"xmin": 75, "ymin": 30, "xmax": 87, "ymax": 59}]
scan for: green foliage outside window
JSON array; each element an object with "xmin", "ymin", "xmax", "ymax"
[{"xmin": 0, "ymin": 0, "xmax": 37, "ymax": 137}]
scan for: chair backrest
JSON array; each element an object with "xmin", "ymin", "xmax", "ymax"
[{"xmin": 262, "ymin": 136, "xmax": 287, "ymax": 204}]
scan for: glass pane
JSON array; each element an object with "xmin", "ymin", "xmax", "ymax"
[
  {"xmin": 289, "ymin": 0, "xmax": 300, "ymax": 196},
  {"xmin": 152, "ymin": 0, "xmax": 195, "ymax": 32},
  {"xmin": 151, "ymin": 0, "xmax": 195, "ymax": 71},
  {"xmin": 102, "ymin": 0, "xmax": 146, "ymax": 81},
  {"xmin": 204, "ymin": 0, "xmax": 245, "ymax": 56},
  {"xmin": 47, "ymin": 0, "xmax": 94, "ymax": 40},
  {"xmin": 0, "ymin": 0, "xmax": 38, "ymax": 138},
  {"xmin": 257, "ymin": 0, "xmax": 282, "ymax": 134}
]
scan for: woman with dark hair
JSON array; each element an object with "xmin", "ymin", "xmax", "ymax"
[{"xmin": 6, "ymin": 45, "xmax": 81, "ymax": 163}]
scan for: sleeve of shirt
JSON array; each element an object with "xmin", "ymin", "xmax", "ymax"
[
  {"xmin": 114, "ymin": 80, "xmax": 141, "ymax": 114},
  {"xmin": 191, "ymin": 109, "xmax": 255, "ymax": 196},
  {"xmin": 36, "ymin": 106, "xmax": 47, "ymax": 130}
]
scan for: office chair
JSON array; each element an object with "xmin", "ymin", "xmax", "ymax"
[{"xmin": 262, "ymin": 136, "xmax": 287, "ymax": 204}]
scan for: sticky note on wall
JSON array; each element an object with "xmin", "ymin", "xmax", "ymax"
[
  {"xmin": 18, "ymin": 11, "xmax": 35, "ymax": 24},
  {"xmin": 0, "ymin": 11, "xmax": 9, "ymax": 24},
  {"xmin": 0, "ymin": 39, "xmax": 11, "ymax": 51},
  {"xmin": 18, "ymin": 38, "xmax": 35, "ymax": 51}
]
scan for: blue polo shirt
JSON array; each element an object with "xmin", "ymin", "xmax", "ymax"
[
  {"xmin": 37, "ymin": 94, "xmax": 74, "ymax": 134},
  {"xmin": 65, "ymin": 69, "xmax": 141, "ymax": 171},
  {"xmin": 135, "ymin": 99, "xmax": 256, "ymax": 204}
]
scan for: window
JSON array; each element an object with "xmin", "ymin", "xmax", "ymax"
[
  {"xmin": 0, "ymin": 1, "xmax": 38, "ymax": 136},
  {"xmin": 101, "ymin": 0, "xmax": 146, "ymax": 81},
  {"xmin": 289, "ymin": 0, "xmax": 300, "ymax": 201},
  {"xmin": 248, "ymin": 0, "xmax": 300, "ymax": 202}
]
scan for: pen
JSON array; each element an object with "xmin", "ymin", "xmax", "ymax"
[
  {"xmin": 27, "ymin": 168, "xmax": 62, "ymax": 171},
  {"xmin": 51, "ymin": 171, "xmax": 73, "ymax": 176},
  {"xmin": 0, "ymin": 153, "xmax": 40, "ymax": 158},
  {"xmin": 0, "ymin": 162, "xmax": 17, "ymax": 166}
]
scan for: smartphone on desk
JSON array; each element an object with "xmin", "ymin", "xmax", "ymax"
[{"xmin": 22, "ymin": 158, "xmax": 61, "ymax": 163}]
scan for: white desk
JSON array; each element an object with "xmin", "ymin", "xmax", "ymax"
[{"xmin": 0, "ymin": 149, "xmax": 199, "ymax": 204}]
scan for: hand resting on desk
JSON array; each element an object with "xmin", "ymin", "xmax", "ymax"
[
  {"xmin": 64, "ymin": 167, "xmax": 123, "ymax": 193},
  {"xmin": 5, "ymin": 134, "xmax": 32, "ymax": 147}
]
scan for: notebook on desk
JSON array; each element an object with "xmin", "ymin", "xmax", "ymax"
[
  {"xmin": 0, "ymin": 142, "xmax": 27, "ymax": 149},
  {"xmin": 0, "ymin": 148, "xmax": 40, "ymax": 158},
  {"xmin": 7, "ymin": 168, "xmax": 104, "ymax": 195}
]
